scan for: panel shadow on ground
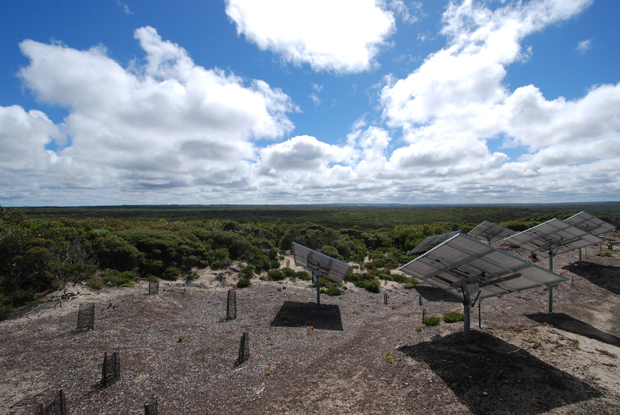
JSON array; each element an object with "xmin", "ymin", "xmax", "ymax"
[
  {"xmin": 526, "ymin": 312, "xmax": 620, "ymax": 348},
  {"xmin": 270, "ymin": 301, "xmax": 343, "ymax": 331},
  {"xmin": 416, "ymin": 285, "xmax": 462, "ymax": 303},
  {"xmin": 399, "ymin": 331, "xmax": 601, "ymax": 415},
  {"xmin": 564, "ymin": 262, "xmax": 620, "ymax": 296}
]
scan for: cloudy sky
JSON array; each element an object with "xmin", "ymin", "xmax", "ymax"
[{"xmin": 1, "ymin": 0, "xmax": 619, "ymax": 206}]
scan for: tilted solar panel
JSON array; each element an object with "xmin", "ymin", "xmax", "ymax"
[
  {"xmin": 408, "ymin": 231, "xmax": 461, "ymax": 255},
  {"xmin": 292, "ymin": 242, "xmax": 351, "ymax": 283},
  {"xmin": 564, "ymin": 211, "xmax": 616, "ymax": 236},
  {"xmin": 504, "ymin": 218, "xmax": 605, "ymax": 258},
  {"xmin": 400, "ymin": 233, "xmax": 568, "ymax": 300},
  {"xmin": 468, "ymin": 221, "xmax": 514, "ymax": 244}
]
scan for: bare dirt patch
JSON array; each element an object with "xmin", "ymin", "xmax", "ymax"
[{"xmin": 1, "ymin": 246, "xmax": 620, "ymax": 414}]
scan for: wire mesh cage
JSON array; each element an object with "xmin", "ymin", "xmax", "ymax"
[
  {"xmin": 40, "ymin": 389, "xmax": 66, "ymax": 415},
  {"xmin": 101, "ymin": 352, "xmax": 121, "ymax": 387},
  {"xmin": 144, "ymin": 397, "xmax": 158, "ymax": 415},
  {"xmin": 226, "ymin": 289, "xmax": 237, "ymax": 320},
  {"xmin": 76, "ymin": 303, "xmax": 95, "ymax": 331},
  {"xmin": 234, "ymin": 331, "xmax": 249, "ymax": 367},
  {"xmin": 384, "ymin": 293, "xmax": 388, "ymax": 304},
  {"xmin": 148, "ymin": 281, "xmax": 159, "ymax": 295}
]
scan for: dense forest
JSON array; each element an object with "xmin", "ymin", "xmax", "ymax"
[{"xmin": 1, "ymin": 203, "xmax": 619, "ymax": 319}]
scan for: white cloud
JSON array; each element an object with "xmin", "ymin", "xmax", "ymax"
[
  {"xmin": 225, "ymin": 0, "xmax": 395, "ymax": 73},
  {"xmin": 386, "ymin": 0, "xmax": 424, "ymax": 24},
  {"xmin": 2, "ymin": 27, "xmax": 297, "ymax": 204},
  {"xmin": 116, "ymin": 1, "xmax": 133, "ymax": 15},
  {"xmin": 372, "ymin": 0, "xmax": 620, "ymax": 203},
  {"xmin": 576, "ymin": 38, "xmax": 594, "ymax": 54}
]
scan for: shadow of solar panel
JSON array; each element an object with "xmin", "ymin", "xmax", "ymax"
[
  {"xmin": 144, "ymin": 397, "xmax": 158, "ymax": 415},
  {"xmin": 526, "ymin": 312, "xmax": 620, "ymax": 347},
  {"xmin": 415, "ymin": 286, "xmax": 462, "ymax": 303},
  {"xmin": 271, "ymin": 301, "xmax": 343, "ymax": 331},
  {"xmin": 564, "ymin": 261, "xmax": 620, "ymax": 296},
  {"xmin": 399, "ymin": 331, "xmax": 602, "ymax": 415}
]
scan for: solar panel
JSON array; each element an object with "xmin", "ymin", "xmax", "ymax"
[
  {"xmin": 504, "ymin": 218, "xmax": 605, "ymax": 258},
  {"xmin": 292, "ymin": 242, "xmax": 351, "ymax": 283},
  {"xmin": 408, "ymin": 231, "xmax": 461, "ymax": 255},
  {"xmin": 399, "ymin": 233, "xmax": 568, "ymax": 300},
  {"xmin": 468, "ymin": 221, "xmax": 514, "ymax": 244},
  {"xmin": 564, "ymin": 211, "xmax": 616, "ymax": 236}
]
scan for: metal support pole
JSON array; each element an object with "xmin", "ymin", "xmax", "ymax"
[
  {"xmin": 549, "ymin": 249, "xmax": 554, "ymax": 314},
  {"xmin": 478, "ymin": 299, "xmax": 482, "ymax": 329},
  {"xmin": 59, "ymin": 389, "xmax": 65, "ymax": 415},
  {"xmin": 579, "ymin": 248, "xmax": 582, "ymax": 263},
  {"xmin": 462, "ymin": 287, "xmax": 472, "ymax": 343},
  {"xmin": 315, "ymin": 271, "xmax": 321, "ymax": 307}
]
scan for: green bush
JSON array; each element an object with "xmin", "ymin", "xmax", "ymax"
[
  {"xmin": 423, "ymin": 316, "xmax": 441, "ymax": 326},
  {"xmin": 162, "ymin": 267, "xmax": 180, "ymax": 280},
  {"xmin": 324, "ymin": 287, "xmax": 341, "ymax": 296},
  {"xmin": 270, "ymin": 259, "xmax": 281, "ymax": 269},
  {"xmin": 296, "ymin": 271, "xmax": 312, "ymax": 281},
  {"xmin": 443, "ymin": 311, "xmax": 465, "ymax": 323},
  {"xmin": 596, "ymin": 251, "xmax": 613, "ymax": 257},
  {"xmin": 267, "ymin": 269, "xmax": 284, "ymax": 281},
  {"xmin": 237, "ymin": 279, "xmax": 251, "ymax": 288}
]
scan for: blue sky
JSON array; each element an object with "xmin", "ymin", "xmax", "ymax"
[{"xmin": 1, "ymin": 0, "xmax": 619, "ymax": 206}]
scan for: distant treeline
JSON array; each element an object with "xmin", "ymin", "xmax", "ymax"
[
  {"xmin": 1, "ymin": 203, "xmax": 618, "ymax": 319},
  {"xmin": 13, "ymin": 202, "xmax": 620, "ymax": 229}
]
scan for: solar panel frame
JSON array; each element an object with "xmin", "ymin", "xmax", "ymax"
[
  {"xmin": 292, "ymin": 242, "xmax": 352, "ymax": 283},
  {"xmin": 399, "ymin": 233, "xmax": 568, "ymax": 300},
  {"xmin": 468, "ymin": 221, "xmax": 514, "ymax": 244},
  {"xmin": 503, "ymin": 218, "xmax": 605, "ymax": 258},
  {"xmin": 564, "ymin": 211, "xmax": 616, "ymax": 236},
  {"xmin": 408, "ymin": 231, "xmax": 461, "ymax": 255}
]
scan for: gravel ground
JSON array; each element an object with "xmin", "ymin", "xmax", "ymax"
[{"xmin": 1, "ymin": 244, "xmax": 620, "ymax": 415}]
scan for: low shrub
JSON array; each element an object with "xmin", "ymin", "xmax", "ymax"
[
  {"xmin": 443, "ymin": 311, "xmax": 465, "ymax": 323},
  {"xmin": 324, "ymin": 287, "xmax": 341, "ymax": 296},
  {"xmin": 596, "ymin": 251, "xmax": 613, "ymax": 257},
  {"xmin": 237, "ymin": 279, "xmax": 251, "ymax": 288},
  {"xmin": 297, "ymin": 271, "xmax": 312, "ymax": 281},
  {"xmin": 162, "ymin": 267, "xmax": 180, "ymax": 280},
  {"xmin": 423, "ymin": 316, "xmax": 441, "ymax": 326},
  {"xmin": 267, "ymin": 269, "xmax": 284, "ymax": 281}
]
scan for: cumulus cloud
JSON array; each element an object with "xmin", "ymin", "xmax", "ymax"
[
  {"xmin": 372, "ymin": 0, "xmax": 620, "ymax": 202},
  {"xmin": 2, "ymin": 27, "xmax": 297, "ymax": 204},
  {"xmin": 225, "ymin": 0, "xmax": 395, "ymax": 73}
]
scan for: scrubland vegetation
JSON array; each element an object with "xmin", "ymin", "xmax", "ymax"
[{"xmin": 1, "ymin": 203, "xmax": 619, "ymax": 319}]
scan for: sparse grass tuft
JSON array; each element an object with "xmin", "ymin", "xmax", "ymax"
[
  {"xmin": 423, "ymin": 316, "xmax": 441, "ymax": 326},
  {"xmin": 443, "ymin": 311, "xmax": 465, "ymax": 323}
]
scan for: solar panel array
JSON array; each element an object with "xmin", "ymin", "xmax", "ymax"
[
  {"xmin": 564, "ymin": 211, "xmax": 616, "ymax": 236},
  {"xmin": 292, "ymin": 242, "xmax": 351, "ymax": 283},
  {"xmin": 468, "ymin": 221, "xmax": 514, "ymax": 244},
  {"xmin": 400, "ymin": 233, "xmax": 569, "ymax": 300},
  {"xmin": 504, "ymin": 218, "xmax": 605, "ymax": 258},
  {"xmin": 408, "ymin": 231, "xmax": 461, "ymax": 255}
]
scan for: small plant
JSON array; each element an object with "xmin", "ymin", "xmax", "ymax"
[
  {"xmin": 279, "ymin": 314, "xmax": 289, "ymax": 321},
  {"xmin": 383, "ymin": 352, "xmax": 395, "ymax": 363},
  {"xmin": 596, "ymin": 349, "xmax": 617, "ymax": 358},
  {"xmin": 423, "ymin": 316, "xmax": 441, "ymax": 326},
  {"xmin": 415, "ymin": 327, "xmax": 423, "ymax": 332},
  {"xmin": 325, "ymin": 287, "xmax": 341, "ymax": 296},
  {"xmin": 237, "ymin": 279, "xmax": 251, "ymax": 288},
  {"xmin": 596, "ymin": 251, "xmax": 613, "ymax": 257},
  {"xmin": 178, "ymin": 336, "xmax": 185, "ymax": 343},
  {"xmin": 443, "ymin": 311, "xmax": 465, "ymax": 323},
  {"xmin": 509, "ymin": 243, "xmax": 520, "ymax": 249}
]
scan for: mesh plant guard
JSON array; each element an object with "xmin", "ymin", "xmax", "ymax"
[
  {"xmin": 40, "ymin": 389, "xmax": 66, "ymax": 415},
  {"xmin": 384, "ymin": 293, "xmax": 388, "ymax": 304},
  {"xmin": 226, "ymin": 289, "xmax": 237, "ymax": 320},
  {"xmin": 148, "ymin": 281, "xmax": 159, "ymax": 295},
  {"xmin": 144, "ymin": 397, "xmax": 158, "ymax": 415},
  {"xmin": 76, "ymin": 303, "xmax": 95, "ymax": 331},
  {"xmin": 101, "ymin": 352, "xmax": 120, "ymax": 387},
  {"xmin": 234, "ymin": 331, "xmax": 249, "ymax": 367}
]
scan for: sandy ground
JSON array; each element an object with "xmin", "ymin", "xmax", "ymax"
[{"xmin": 1, "ymin": 243, "xmax": 620, "ymax": 414}]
